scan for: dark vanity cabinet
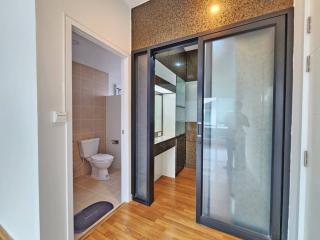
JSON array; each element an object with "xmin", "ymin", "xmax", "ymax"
[{"xmin": 154, "ymin": 137, "xmax": 176, "ymax": 157}]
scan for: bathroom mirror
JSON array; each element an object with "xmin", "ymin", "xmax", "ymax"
[{"xmin": 154, "ymin": 59, "xmax": 177, "ymax": 142}]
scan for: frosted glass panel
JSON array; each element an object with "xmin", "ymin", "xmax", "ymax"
[
  {"xmin": 134, "ymin": 53, "xmax": 148, "ymax": 200},
  {"xmin": 176, "ymin": 76, "xmax": 186, "ymax": 135},
  {"xmin": 202, "ymin": 27, "xmax": 275, "ymax": 235}
]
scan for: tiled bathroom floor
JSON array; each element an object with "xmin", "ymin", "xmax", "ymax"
[{"xmin": 73, "ymin": 168, "xmax": 121, "ymax": 239}]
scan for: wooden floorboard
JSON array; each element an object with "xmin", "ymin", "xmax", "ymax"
[{"xmin": 80, "ymin": 168, "xmax": 239, "ymax": 240}]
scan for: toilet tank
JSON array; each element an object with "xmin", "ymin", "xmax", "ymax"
[{"xmin": 79, "ymin": 138, "xmax": 100, "ymax": 158}]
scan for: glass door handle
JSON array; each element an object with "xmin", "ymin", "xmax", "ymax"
[{"xmin": 197, "ymin": 122, "xmax": 202, "ymax": 137}]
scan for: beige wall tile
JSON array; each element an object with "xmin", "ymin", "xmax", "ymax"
[
  {"xmin": 94, "ymin": 107, "xmax": 106, "ymax": 120},
  {"xmin": 79, "ymin": 119, "xmax": 94, "ymax": 134},
  {"xmin": 80, "ymin": 106, "xmax": 95, "ymax": 119},
  {"xmin": 94, "ymin": 96, "xmax": 106, "ymax": 107},
  {"xmin": 81, "ymin": 88, "xmax": 94, "ymax": 106},
  {"xmin": 72, "ymin": 90, "xmax": 81, "ymax": 105},
  {"xmin": 72, "ymin": 61, "xmax": 108, "ymax": 178},
  {"xmin": 73, "ymin": 119, "xmax": 81, "ymax": 133},
  {"xmin": 93, "ymin": 119, "xmax": 106, "ymax": 132},
  {"xmin": 73, "ymin": 105, "xmax": 81, "ymax": 120}
]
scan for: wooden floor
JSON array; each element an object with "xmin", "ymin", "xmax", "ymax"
[{"xmin": 80, "ymin": 168, "xmax": 239, "ymax": 240}]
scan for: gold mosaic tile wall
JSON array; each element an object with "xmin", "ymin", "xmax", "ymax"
[
  {"xmin": 186, "ymin": 122, "xmax": 197, "ymax": 169},
  {"xmin": 132, "ymin": 0, "xmax": 293, "ymax": 50},
  {"xmin": 72, "ymin": 62, "xmax": 108, "ymax": 178}
]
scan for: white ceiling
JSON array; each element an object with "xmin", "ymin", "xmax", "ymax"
[{"xmin": 123, "ymin": 0, "xmax": 149, "ymax": 8}]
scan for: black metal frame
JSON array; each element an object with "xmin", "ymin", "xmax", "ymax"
[
  {"xmin": 131, "ymin": 50, "xmax": 155, "ymax": 205},
  {"xmin": 131, "ymin": 7, "xmax": 293, "ymax": 240},
  {"xmin": 281, "ymin": 9, "xmax": 293, "ymax": 240},
  {"xmin": 196, "ymin": 12, "xmax": 292, "ymax": 240}
]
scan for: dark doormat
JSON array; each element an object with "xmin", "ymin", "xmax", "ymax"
[{"xmin": 74, "ymin": 201, "xmax": 114, "ymax": 233}]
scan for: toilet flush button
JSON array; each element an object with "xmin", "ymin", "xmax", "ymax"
[{"xmin": 51, "ymin": 111, "xmax": 67, "ymax": 123}]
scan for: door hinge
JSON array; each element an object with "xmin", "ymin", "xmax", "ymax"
[
  {"xmin": 307, "ymin": 16, "xmax": 311, "ymax": 34},
  {"xmin": 304, "ymin": 150, "xmax": 309, "ymax": 167},
  {"xmin": 306, "ymin": 55, "xmax": 311, "ymax": 72}
]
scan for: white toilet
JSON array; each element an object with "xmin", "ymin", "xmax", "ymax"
[{"xmin": 79, "ymin": 138, "xmax": 114, "ymax": 180}]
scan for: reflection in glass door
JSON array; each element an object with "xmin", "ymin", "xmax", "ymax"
[{"xmin": 197, "ymin": 16, "xmax": 289, "ymax": 240}]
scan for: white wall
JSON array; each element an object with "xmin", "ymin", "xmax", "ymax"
[
  {"xmin": 163, "ymin": 94, "xmax": 176, "ymax": 139},
  {"xmin": 155, "ymin": 60, "xmax": 177, "ymax": 86},
  {"xmin": 106, "ymin": 96, "xmax": 122, "ymax": 169},
  {"xmin": 36, "ymin": 0, "xmax": 131, "ymax": 239},
  {"xmin": 154, "ymin": 147, "xmax": 176, "ymax": 182},
  {"xmin": 154, "ymin": 94, "xmax": 176, "ymax": 182},
  {"xmin": 72, "ymin": 33, "xmax": 122, "ymax": 96},
  {"xmin": 287, "ymin": 0, "xmax": 306, "ymax": 239},
  {"xmin": 0, "ymin": 0, "xmax": 40, "ymax": 239},
  {"xmin": 295, "ymin": 0, "xmax": 320, "ymax": 239}
]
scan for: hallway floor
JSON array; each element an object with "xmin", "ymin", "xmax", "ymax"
[{"xmin": 80, "ymin": 168, "xmax": 239, "ymax": 240}]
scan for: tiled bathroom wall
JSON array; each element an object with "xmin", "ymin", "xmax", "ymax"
[{"xmin": 72, "ymin": 62, "xmax": 108, "ymax": 178}]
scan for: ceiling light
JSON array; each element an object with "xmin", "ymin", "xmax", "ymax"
[
  {"xmin": 175, "ymin": 62, "xmax": 182, "ymax": 67},
  {"xmin": 210, "ymin": 4, "xmax": 220, "ymax": 14}
]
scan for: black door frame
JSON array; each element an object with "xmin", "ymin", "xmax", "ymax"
[
  {"xmin": 131, "ymin": 8, "xmax": 293, "ymax": 239},
  {"xmin": 131, "ymin": 50, "xmax": 155, "ymax": 205}
]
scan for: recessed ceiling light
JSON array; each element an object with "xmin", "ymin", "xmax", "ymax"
[{"xmin": 210, "ymin": 4, "xmax": 220, "ymax": 14}]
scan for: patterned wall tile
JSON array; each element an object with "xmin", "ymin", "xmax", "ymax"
[{"xmin": 132, "ymin": 0, "xmax": 293, "ymax": 50}]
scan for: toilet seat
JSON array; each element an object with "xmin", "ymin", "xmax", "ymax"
[{"xmin": 89, "ymin": 153, "xmax": 113, "ymax": 163}]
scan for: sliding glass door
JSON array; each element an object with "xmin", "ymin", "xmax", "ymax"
[
  {"xmin": 196, "ymin": 16, "xmax": 289, "ymax": 240},
  {"xmin": 132, "ymin": 51, "xmax": 154, "ymax": 205}
]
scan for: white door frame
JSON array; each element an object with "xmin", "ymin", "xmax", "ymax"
[
  {"xmin": 297, "ymin": 0, "xmax": 313, "ymax": 239},
  {"xmin": 64, "ymin": 15, "xmax": 131, "ymax": 240}
]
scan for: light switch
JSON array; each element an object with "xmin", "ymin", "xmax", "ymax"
[{"xmin": 51, "ymin": 111, "xmax": 67, "ymax": 123}]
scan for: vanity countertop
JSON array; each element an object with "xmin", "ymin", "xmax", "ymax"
[{"xmin": 154, "ymin": 136, "xmax": 176, "ymax": 157}]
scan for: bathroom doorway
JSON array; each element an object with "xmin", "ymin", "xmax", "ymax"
[{"xmin": 69, "ymin": 28, "xmax": 124, "ymax": 239}]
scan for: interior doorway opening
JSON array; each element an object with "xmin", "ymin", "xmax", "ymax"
[
  {"xmin": 153, "ymin": 42, "xmax": 198, "ymax": 185},
  {"xmin": 72, "ymin": 30, "xmax": 122, "ymax": 239}
]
